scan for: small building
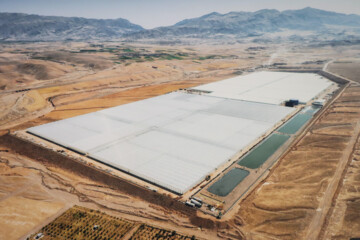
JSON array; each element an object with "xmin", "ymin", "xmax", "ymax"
[{"xmin": 284, "ymin": 99, "xmax": 299, "ymax": 107}]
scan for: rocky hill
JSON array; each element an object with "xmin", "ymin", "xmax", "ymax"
[{"xmin": 0, "ymin": 12, "xmax": 144, "ymax": 41}]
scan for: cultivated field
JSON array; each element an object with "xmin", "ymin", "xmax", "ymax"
[
  {"xmin": 30, "ymin": 206, "xmax": 135, "ymax": 240},
  {"xmin": 29, "ymin": 205, "xmax": 196, "ymax": 240}
]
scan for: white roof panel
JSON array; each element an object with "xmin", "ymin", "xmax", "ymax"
[
  {"xmin": 192, "ymin": 71, "xmax": 333, "ymax": 104},
  {"xmin": 27, "ymin": 91, "xmax": 294, "ymax": 194}
]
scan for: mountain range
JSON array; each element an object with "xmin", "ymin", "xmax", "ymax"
[
  {"xmin": 130, "ymin": 7, "xmax": 360, "ymax": 39},
  {"xmin": 1, "ymin": 7, "xmax": 360, "ymax": 41},
  {"xmin": 0, "ymin": 12, "xmax": 143, "ymax": 41}
]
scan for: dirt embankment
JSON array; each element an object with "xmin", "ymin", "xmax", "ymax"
[{"xmin": 0, "ymin": 134, "xmax": 218, "ymax": 230}]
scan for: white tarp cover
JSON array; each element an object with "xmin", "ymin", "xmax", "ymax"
[
  {"xmin": 28, "ymin": 92, "xmax": 294, "ymax": 194},
  {"xmin": 192, "ymin": 71, "xmax": 333, "ymax": 104}
]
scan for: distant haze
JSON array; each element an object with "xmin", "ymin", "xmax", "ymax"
[{"xmin": 0, "ymin": 0, "xmax": 360, "ymax": 29}]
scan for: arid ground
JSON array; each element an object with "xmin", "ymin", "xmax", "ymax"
[{"xmin": 1, "ymin": 41, "xmax": 360, "ymax": 240}]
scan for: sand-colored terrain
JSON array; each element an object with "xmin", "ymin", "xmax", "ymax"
[
  {"xmin": 0, "ymin": 149, "xmax": 217, "ymax": 240},
  {"xmin": 316, "ymin": 61, "xmax": 360, "ymax": 239},
  {"xmin": 322, "ymin": 138, "xmax": 360, "ymax": 239},
  {"xmin": 1, "ymin": 41, "xmax": 360, "ymax": 239},
  {"xmin": 0, "ymin": 196, "xmax": 64, "ymax": 240},
  {"xmin": 327, "ymin": 59, "xmax": 360, "ymax": 83},
  {"xmin": 0, "ymin": 90, "xmax": 51, "ymax": 130},
  {"xmin": 0, "ymin": 55, "xmax": 76, "ymax": 90},
  {"xmin": 0, "ymin": 152, "xmax": 66, "ymax": 240}
]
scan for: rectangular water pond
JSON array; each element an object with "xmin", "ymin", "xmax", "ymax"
[
  {"xmin": 238, "ymin": 133, "xmax": 290, "ymax": 169},
  {"xmin": 207, "ymin": 168, "xmax": 249, "ymax": 197},
  {"xmin": 278, "ymin": 106, "xmax": 319, "ymax": 135},
  {"xmin": 277, "ymin": 113, "xmax": 312, "ymax": 135}
]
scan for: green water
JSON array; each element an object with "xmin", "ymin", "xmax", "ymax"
[
  {"xmin": 238, "ymin": 134, "xmax": 290, "ymax": 169},
  {"xmin": 207, "ymin": 168, "xmax": 249, "ymax": 197},
  {"xmin": 278, "ymin": 113, "xmax": 313, "ymax": 134},
  {"xmin": 278, "ymin": 106, "xmax": 319, "ymax": 135}
]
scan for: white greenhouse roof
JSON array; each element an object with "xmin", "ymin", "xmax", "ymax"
[
  {"xmin": 191, "ymin": 71, "xmax": 333, "ymax": 104},
  {"xmin": 28, "ymin": 92, "xmax": 294, "ymax": 194}
]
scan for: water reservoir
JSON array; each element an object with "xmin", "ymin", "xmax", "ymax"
[
  {"xmin": 278, "ymin": 106, "xmax": 319, "ymax": 135},
  {"xmin": 238, "ymin": 133, "xmax": 290, "ymax": 169},
  {"xmin": 207, "ymin": 168, "xmax": 249, "ymax": 197}
]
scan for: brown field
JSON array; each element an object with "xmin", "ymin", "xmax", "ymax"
[
  {"xmin": 1, "ymin": 41, "xmax": 360, "ymax": 240},
  {"xmin": 30, "ymin": 205, "xmax": 197, "ymax": 240},
  {"xmin": 327, "ymin": 59, "xmax": 360, "ymax": 83}
]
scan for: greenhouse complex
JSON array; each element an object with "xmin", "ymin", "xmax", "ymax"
[{"xmin": 27, "ymin": 71, "xmax": 336, "ymax": 196}]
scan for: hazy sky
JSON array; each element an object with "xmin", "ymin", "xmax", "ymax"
[{"xmin": 1, "ymin": 0, "xmax": 360, "ymax": 29}]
